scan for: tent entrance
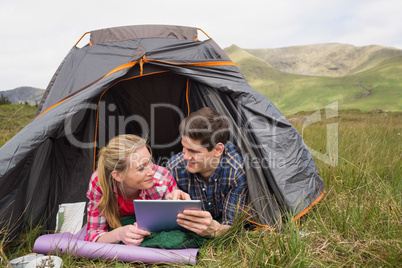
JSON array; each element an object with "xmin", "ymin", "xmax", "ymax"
[{"xmin": 96, "ymin": 71, "xmax": 202, "ymax": 166}]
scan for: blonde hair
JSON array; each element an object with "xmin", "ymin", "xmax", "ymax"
[{"xmin": 96, "ymin": 134, "xmax": 148, "ymax": 229}]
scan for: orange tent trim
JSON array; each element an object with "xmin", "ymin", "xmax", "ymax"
[
  {"xmin": 294, "ymin": 190, "xmax": 326, "ymax": 221},
  {"xmin": 143, "ymin": 58, "xmax": 237, "ymax": 67},
  {"xmin": 34, "ymin": 59, "xmax": 237, "ymax": 121}
]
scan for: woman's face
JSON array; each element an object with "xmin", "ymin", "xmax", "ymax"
[{"xmin": 115, "ymin": 146, "xmax": 155, "ymax": 196}]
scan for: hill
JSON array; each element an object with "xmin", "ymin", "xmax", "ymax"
[
  {"xmin": 0, "ymin": 87, "xmax": 45, "ymax": 105},
  {"xmin": 243, "ymin": 43, "xmax": 402, "ymax": 77},
  {"xmin": 224, "ymin": 44, "xmax": 402, "ymax": 115}
]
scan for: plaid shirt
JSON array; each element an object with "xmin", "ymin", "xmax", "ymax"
[
  {"xmin": 167, "ymin": 142, "xmax": 248, "ymax": 226},
  {"xmin": 85, "ymin": 165, "xmax": 177, "ymax": 242}
]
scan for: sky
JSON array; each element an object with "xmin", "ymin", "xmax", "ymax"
[{"xmin": 1, "ymin": 0, "xmax": 401, "ymax": 91}]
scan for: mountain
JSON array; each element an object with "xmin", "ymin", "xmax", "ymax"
[
  {"xmin": 243, "ymin": 43, "xmax": 402, "ymax": 77},
  {"xmin": 0, "ymin": 87, "xmax": 45, "ymax": 105},
  {"xmin": 224, "ymin": 43, "xmax": 402, "ymax": 115}
]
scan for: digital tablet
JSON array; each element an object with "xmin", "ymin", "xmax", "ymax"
[{"xmin": 133, "ymin": 200, "xmax": 202, "ymax": 232}]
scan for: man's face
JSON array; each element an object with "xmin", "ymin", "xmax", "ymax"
[{"xmin": 181, "ymin": 135, "xmax": 220, "ymax": 176}]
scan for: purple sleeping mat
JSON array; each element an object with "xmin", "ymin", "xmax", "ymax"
[{"xmin": 33, "ymin": 227, "xmax": 199, "ymax": 264}]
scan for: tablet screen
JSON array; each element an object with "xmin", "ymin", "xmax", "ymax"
[{"xmin": 133, "ymin": 200, "xmax": 202, "ymax": 232}]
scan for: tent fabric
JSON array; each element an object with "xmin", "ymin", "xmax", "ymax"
[
  {"xmin": 0, "ymin": 25, "xmax": 325, "ymax": 244},
  {"xmin": 89, "ymin": 24, "xmax": 198, "ymax": 45}
]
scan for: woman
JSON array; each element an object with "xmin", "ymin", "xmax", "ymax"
[{"xmin": 85, "ymin": 134, "xmax": 184, "ymax": 245}]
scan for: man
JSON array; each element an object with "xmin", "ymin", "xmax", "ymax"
[{"xmin": 167, "ymin": 107, "xmax": 248, "ymax": 237}]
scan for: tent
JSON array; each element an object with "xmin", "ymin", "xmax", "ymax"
[{"xmin": 0, "ymin": 25, "xmax": 325, "ymax": 244}]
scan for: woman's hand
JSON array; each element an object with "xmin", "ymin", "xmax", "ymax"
[
  {"xmin": 168, "ymin": 189, "xmax": 191, "ymax": 200},
  {"xmin": 118, "ymin": 222, "xmax": 150, "ymax": 246},
  {"xmin": 96, "ymin": 222, "xmax": 150, "ymax": 245}
]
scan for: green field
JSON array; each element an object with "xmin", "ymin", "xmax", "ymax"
[
  {"xmin": 1, "ymin": 105, "xmax": 401, "ymax": 267},
  {"xmin": 0, "ymin": 104, "xmax": 37, "ymax": 147},
  {"xmin": 225, "ymin": 44, "xmax": 402, "ymax": 115}
]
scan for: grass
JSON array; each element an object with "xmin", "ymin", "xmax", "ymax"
[
  {"xmin": 289, "ymin": 110, "xmax": 401, "ymax": 266},
  {"xmin": 1, "ymin": 106, "xmax": 401, "ymax": 267},
  {"xmin": 0, "ymin": 104, "xmax": 37, "ymax": 147}
]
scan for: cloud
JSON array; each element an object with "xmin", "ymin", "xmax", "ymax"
[{"xmin": 336, "ymin": 0, "xmax": 402, "ymax": 48}]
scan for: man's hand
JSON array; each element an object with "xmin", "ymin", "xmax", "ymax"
[
  {"xmin": 177, "ymin": 209, "xmax": 230, "ymax": 237},
  {"xmin": 168, "ymin": 189, "xmax": 191, "ymax": 200}
]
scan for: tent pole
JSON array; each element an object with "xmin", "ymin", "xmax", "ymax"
[
  {"xmin": 74, "ymin": 32, "xmax": 91, "ymax": 47},
  {"xmin": 197, "ymin": 28, "xmax": 211, "ymax": 39}
]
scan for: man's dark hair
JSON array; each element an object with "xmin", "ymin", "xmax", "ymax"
[{"xmin": 179, "ymin": 107, "xmax": 229, "ymax": 151}]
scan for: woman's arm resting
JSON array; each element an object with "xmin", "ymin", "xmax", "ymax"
[{"xmin": 96, "ymin": 223, "xmax": 150, "ymax": 246}]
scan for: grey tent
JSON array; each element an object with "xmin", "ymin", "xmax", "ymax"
[{"xmin": 0, "ymin": 25, "xmax": 325, "ymax": 243}]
